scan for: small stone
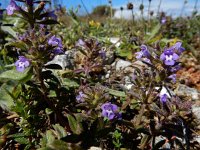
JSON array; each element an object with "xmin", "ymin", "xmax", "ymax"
[
  {"xmin": 112, "ymin": 59, "xmax": 132, "ymax": 71},
  {"xmin": 175, "ymin": 84, "xmax": 200, "ymax": 101}
]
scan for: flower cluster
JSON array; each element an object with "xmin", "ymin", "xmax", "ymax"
[
  {"xmin": 6, "ymin": 0, "xmax": 19, "ymax": 15},
  {"xmin": 48, "ymin": 35, "xmax": 64, "ymax": 54},
  {"xmin": 14, "ymin": 56, "xmax": 30, "ymax": 72},
  {"xmin": 101, "ymin": 102, "xmax": 121, "ymax": 120},
  {"xmin": 135, "ymin": 42, "xmax": 185, "ymax": 103}
]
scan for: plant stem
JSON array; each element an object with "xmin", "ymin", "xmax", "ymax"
[{"xmin": 157, "ymin": 0, "xmax": 162, "ymax": 16}]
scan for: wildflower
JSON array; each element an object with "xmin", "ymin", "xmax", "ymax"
[
  {"xmin": 168, "ymin": 74, "xmax": 176, "ymax": 83},
  {"xmin": 172, "ymin": 42, "xmax": 185, "ymax": 55},
  {"xmin": 159, "ymin": 87, "xmax": 171, "ymax": 103},
  {"xmin": 99, "ymin": 49, "xmax": 106, "ymax": 59},
  {"xmin": 53, "ymin": 47, "xmax": 64, "ymax": 55},
  {"xmin": 135, "ymin": 45, "xmax": 150, "ymax": 59},
  {"xmin": 101, "ymin": 102, "xmax": 120, "ymax": 120},
  {"xmin": 160, "ymin": 94, "xmax": 168, "ymax": 103},
  {"xmin": 161, "ymin": 17, "xmax": 166, "ymax": 24},
  {"xmin": 170, "ymin": 64, "xmax": 181, "ymax": 73},
  {"xmin": 48, "ymin": 35, "xmax": 62, "ymax": 47},
  {"xmin": 160, "ymin": 49, "xmax": 179, "ymax": 66},
  {"xmin": 76, "ymin": 39, "xmax": 85, "ymax": 47},
  {"xmin": 46, "ymin": 11, "xmax": 57, "ymax": 20},
  {"xmin": 14, "ymin": 56, "xmax": 30, "ymax": 72},
  {"xmin": 6, "ymin": 0, "xmax": 19, "ymax": 15},
  {"xmin": 76, "ymin": 91, "xmax": 86, "ymax": 103}
]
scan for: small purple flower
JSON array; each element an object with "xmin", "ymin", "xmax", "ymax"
[
  {"xmin": 99, "ymin": 49, "xmax": 106, "ymax": 59},
  {"xmin": 53, "ymin": 47, "xmax": 64, "ymax": 54},
  {"xmin": 47, "ymin": 11, "xmax": 57, "ymax": 20},
  {"xmin": 172, "ymin": 42, "xmax": 185, "ymax": 55},
  {"xmin": 76, "ymin": 91, "xmax": 86, "ymax": 103},
  {"xmin": 170, "ymin": 64, "xmax": 181, "ymax": 73},
  {"xmin": 76, "ymin": 39, "xmax": 86, "ymax": 47},
  {"xmin": 168, "ymin": 74, "xmax": 176, "ymax": 83},
  {"xmin": 160, "ymin": 94, "xmax": 168, "ymax": 103},
  {"xmin": 135, "ymin": 45, "xmax": 150, "ymax": 59},
  {"xmin": 48, "ymin": 35, "xmax": 62, "ymax": 47},
  {"xmin": 160, "ymin": 49, "xmax": 179, "ymax": 66},
  {"xmin": 101, "ymin": 102, "xmax": 120, "ymax": 120},
  {"xmin": 14, "ymin": 56, "xmax": 30, "ymax": 72},
  {"xmin": 161, "ymin": 17, "xmax": 166, "ymax": 24},
  {"xmin": 6, "ymin": 0, "xmax": 19, "ymax": 15},
  {"xmin": 142, "ymin": 58, "xmax": 151, "ymax": 64}
]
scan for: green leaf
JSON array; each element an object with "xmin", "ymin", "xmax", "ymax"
[
  {"xmin": 67, "ymin": 114, "xmax": 78, "ymax": 134},
  {"xmin": 0, "ymin": 67, "xmax": 32, "ymax": 82},
  {"xmin": 14, "ymin": 137, "xmax": 29, "ymax": 144},
  {"xmin": 1, "ymin": 26, "xmax": 17, "ymax": 38},
  {"xmin": 0, "ymin": 83, "xmax": 16, "ymax": 110},
  {"xmin": 48, "ymin": 140, "xmax": 70, "ymax": 150},
  {"xmin": 145, "ymin": 24, "xmax": 161, "ymax": 42},
  {"xmin": 4, "ymin": 41, "xmax": 27, "ymax": 50},
  {"xmin": 116, "ymin": 48, "xmax": 133, "ymax": 59},
  {"xmin": 52, "ymin": 124, "xmax": 67, "ymax": 139},
  {"xmin": 46, "ymin": 130, "xmax": 56, "ymax": 145},
  {"xmin": 108, "ymin": 89, "xmax": 126, "ymax": 97},
  {"xmin": 62, "ymin": 78, "xmax": 79, "ymax": 88}
]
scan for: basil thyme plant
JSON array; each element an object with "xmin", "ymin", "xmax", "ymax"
[{"xmin": 0, "ymin": 0, "xmax": 199, "ymax": 150}]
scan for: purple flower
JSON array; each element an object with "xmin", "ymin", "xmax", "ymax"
[
  {"xmin": 101, "ymin": 102, "xmax": 120, "ymax": 120},
  {"xmin": 76, "ymin": 91, "xmax": 86, "ymax": 103},
  {"xmin": 160, "ymin": 49, "xmax": 179, "ymax": 66},
  {"xmin": 47, "ymin": 11, "xmax": 57, "ymax": 20},
  {"xmin": 99, "ymin": 49, "xmax": 106, "ymax": 59},
  {"xmin": 76, "ymin": 39, "xmax": 86, "ymax": 47},
  {"xmin": 160, "ymin": 94, "xmax": 168, "ymax": 103},
  {"xmin": 6, "ymin": 0, "xmax": 19, "ymax": 15},
  {"xmin": 161, "ymin": 17, "xmax": 166, "ymax": 24},
  {"xmin": 159, "ymin": 87, "xmax": 171, "ymax": 103},
  {"xmin": 135, "ymin": 45, "xmax": 150, "ymax": 59},
  {"xmin": 170, "ymin": 64, "xmax": 181, "ymax": 73},
  {"xmin": 53, "ymin": 47, "xmax": 64, "ymax": 54},
  {"xmin": 168, "ymin": 74, "xmax": 176, "ymax": 83},
  {"xmin": 172, "ymin": 42, "xmax": 185, "ymax": 55},
  {"xmin": 14, "ymin": 56, "xmax": 30, "ymax": 72},
  {"xmin": 48, "ymin": 35, "xmax": 62, "ymax": 47}
]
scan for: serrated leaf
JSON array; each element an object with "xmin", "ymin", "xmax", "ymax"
[
  {"xmin": 108, "ymin": 89, "xmax": 126, "ymax": 97},
  {"xmin": 0, "ymin": 67, "xmax": 32, "ymax": 82}
]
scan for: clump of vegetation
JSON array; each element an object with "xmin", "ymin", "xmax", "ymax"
[{"xmin": 0, "ymin": 0, "xmax": 199, "ymax": 150}]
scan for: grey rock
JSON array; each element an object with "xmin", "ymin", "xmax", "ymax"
[
  {"xmin": 45, "ymin": 50, "xmax": 75, "ymax": 70},
  {"xmin": 112, "ymin": 59, "xmax": 132, "ymax": 71},
  {"xmin": 175, "ymin": 84, "xmax": 200, "ymax": 101},
  {"xmin": 192, "ymin": 105, "xmax": 200, "ymax": 120}
]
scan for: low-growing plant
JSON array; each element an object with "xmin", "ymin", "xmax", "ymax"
[{"xmin": 0, "ymin": 0, "xmax": 199, "ymax": 150}]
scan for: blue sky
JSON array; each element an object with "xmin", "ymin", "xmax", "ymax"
[{"xmin": 1, "ymin": 0, "xmax": 199, "ymax": 17}]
